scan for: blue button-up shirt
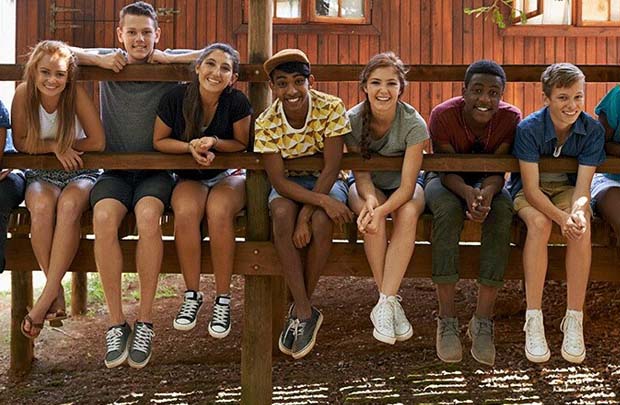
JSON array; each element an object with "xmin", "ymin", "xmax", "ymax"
[{"xmin": 509, "ymin": 106, "xmax": 606, "ymax": 196}]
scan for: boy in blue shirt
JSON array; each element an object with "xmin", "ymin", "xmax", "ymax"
[{"xmin": 512, "ymin": 63, "xmax": 605, "ymax": 365}]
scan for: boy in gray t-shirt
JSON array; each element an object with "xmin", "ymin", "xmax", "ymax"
[{"xmin": 71, "ymin": 1, "xmax": 200, "ymax": 370}]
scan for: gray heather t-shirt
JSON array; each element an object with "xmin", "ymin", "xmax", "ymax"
[
  {"xmin": 93, "ymin": 49, "xmax": 178, "ymax": 152},
  {"xmin": 345, "ymin": 101, "xmax": 428, "ymax": 190}
]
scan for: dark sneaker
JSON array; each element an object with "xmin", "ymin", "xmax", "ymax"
[
  {"xmin": 278, "ymin": 304, "xmax": 296, "ymax": 356},
  {"xmin": 173, "ymin": 290, "xmax": 203, "ymax": 331},
  {"xmin": 104, "ymin": 322, "xmax": 132, "ymax": 369},
  {"xmin": 436, "ymin": 317, "xmax": 462, "ymax": 363},
  {"xmin": 208, "ymin": 295, "xmax": 232, "ymax": 339},
  {"xmin": 128, "ymin": 321, "xmax": 154, "ymax": 369},
  {"xmin": 467, "ymin": 315, "xmax": 496, "ymax": 366},
  {"xmin": 291, "ymin": 307, "xmax": 323, "ymax": 360}
]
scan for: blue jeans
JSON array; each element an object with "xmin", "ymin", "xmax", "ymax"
[
  {"xmin": 0, "ymin": 171, "xmax": 26, "ymax": 272},
  {"xmin": 268, "ymin": 175, "xmax": 348, "ymax": 204}
]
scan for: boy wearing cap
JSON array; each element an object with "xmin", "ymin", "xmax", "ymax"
[{"xmin": 254, "ymin": 48, "xmax": 353, "ymax": 359}]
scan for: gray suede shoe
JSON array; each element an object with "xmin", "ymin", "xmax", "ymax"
[
  {"xmin": 436, "ymin": 317, "xmax": 462, "ymax": 363},
  {"xmin": 467, "ymin": 315, "xmax": 496, "ymax": 366}
]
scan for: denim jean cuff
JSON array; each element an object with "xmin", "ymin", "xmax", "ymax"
[
  {"xmin": 432, "ymin": 273, "xmax": 459, "ymax": 284},
  {"xmin": 478, "ymin": 277, "xmax": 504, "ymax": 288}
]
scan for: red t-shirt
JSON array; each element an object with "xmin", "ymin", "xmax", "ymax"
[{"xmin": 428, "ymin": 96, "xmax": 521, "ymax": 154}]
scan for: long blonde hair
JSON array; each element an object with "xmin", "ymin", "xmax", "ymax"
[{"xmin": 23, "ymin": 40, "xmax": 78, "ymax": 154}]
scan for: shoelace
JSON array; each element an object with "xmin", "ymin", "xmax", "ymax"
[
  {"xmin": 211, "ymin": 301, "xmax": 230, "ymax": 327},
  {"xmin": 475, "ymin": 318, "xmax": 494, "ymax": 337},
  {"xmin": 524, "ymin": 315, "xmax": 546, "ymax": 347},
  {"xmin": 292, "ymin": 319, "xmax": 305, "ymax": 338},
  {"xmin": 561, "ymin": 314, "xmax": 583, "ymax": 351},
  {"xmin": 132, "ymin": 325, "xmax": 154, "ymax": 354},
  {"xmin": 106, "ymin": 327, "xmax": 124, "ymax": 353},
  {"xmin": 438, "ymin": 319, "xmax": 459, "ymax": 338},
  {"xmin": 177, "ymin": 297, "xmax": 201, "ymax": 319}
]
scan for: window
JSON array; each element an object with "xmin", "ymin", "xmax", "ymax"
[
  {"xmin": 512, "ymin": 0, "xmax": 620, "ymax": 26},
  {"xmin": 245, "ymin": 0, "xmax": 370, "ymax": 25}
]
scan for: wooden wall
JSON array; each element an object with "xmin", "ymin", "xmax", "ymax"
[{"xmin": 17, "ymin": 0, "xmax": 620, "ymax": 120}]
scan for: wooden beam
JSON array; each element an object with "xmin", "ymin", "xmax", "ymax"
[
  {"xmin": 2, "ymin": 63, "xmax": 620, "ymax": 83},
  {"xmin": 10, "ymin": 270, "xmax": 33, "ymax": 376},
  {"xmin": 5, "ymin": 152, "xmax": 620, "ymax": 173},
  {"xmin": 242, "ymin": 0, "xmax": 274, "ymax": 403}
]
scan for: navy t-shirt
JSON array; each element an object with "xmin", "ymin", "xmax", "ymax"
[
  {"xmin": 509, "ymin": 106, "xmax": 606, "ymax": 197},
  {"xmin": 156, "ymin": 84, "xmax": 252, "ymax": 180}
]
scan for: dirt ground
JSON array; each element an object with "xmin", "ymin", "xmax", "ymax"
[{"xmin": 1, "ymin": 274, "xmax": 620, "ymax": 404}]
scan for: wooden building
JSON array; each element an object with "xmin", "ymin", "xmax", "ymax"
[{"xmin": 16, "ymin": 0, "xmax": 620, "ymax": 119}]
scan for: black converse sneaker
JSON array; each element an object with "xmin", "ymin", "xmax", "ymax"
[
  {"xmin": 104, "ymin": 322, "xmax": 132, "ymax": 368},
  {"xmin": 128, "ymin": 321, "xmax": 154, "ymax": 369},
  {"xmin": 208, "ymin": 295, "xmax": 231, "ymax": 339},
  {"xmin": 173, "ymin": 290, "xmax": 203, "ymax": 331}
]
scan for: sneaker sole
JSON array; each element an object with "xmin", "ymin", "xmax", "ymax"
[
  {"xmin": 525, "ymin": 348, "xmax": 551, "ymax": 363},
  {"xmin": 292, "ymin": 313, "xmax": 323, "ymax": 360},
  {"xmin": 561, "ymin": 347, "xmax": 585, "ymax": 364},
  {"xmin": 373, "ymin": 328, "xmax": 396, "ymax": 345},
  {"xmin": 395, "ymin": 327, "xmax": 413, "ymax": 342},
  {"xmin": 173, "ymin": 319, "xmax": 197, "ymax": 331},
  {"xmin": 127, "ymin": 353, "xmax": 152, "ymax": 369},
  {"xmin": 104, "ymin": 347, "xmax": 128, "ymax": 369},
  {"xmin": 278, "ymin": 339, "xmax": 293, "ymax": 356},
  {"xmin": 208, "ymin": 323, "xmax": 231, "ymax": 339}
]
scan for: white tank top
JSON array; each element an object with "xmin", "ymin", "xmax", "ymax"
[{"xmin": 38, "ymin": 105, "xmax": 86, "ymax": 141}]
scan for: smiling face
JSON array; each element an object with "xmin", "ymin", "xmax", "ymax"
[
  {"xmin": 35, "ymin": 53, "xmax": 69, "ymax": 100},
  {"xmin": 462, "ymin": 73, "xmax": 504, "ymax": 127},
  {"xmin": 116, "ymin": 14, "xmax": 160, "ymax": 63},
  {"xmin": 196, "ymin": 49, "xmax": 238, "ymax": 96},
  {"xmin": 270, "ymin": 70, "xmax": 314, "ymax": 119},
  {"xmin": 363, "ymin": 66, "xmax": 401, "ymax": 114},
  {"xmin": 545, "ymin": 79, "xmax": 585, "ymax": 130}
]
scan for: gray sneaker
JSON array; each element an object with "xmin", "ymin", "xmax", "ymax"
[
  {"xmin": 104, "ymin": 322, "xmax": 132, "ymax": 368},
  {"xmin": 467, "ymin": 315, "xmax": 496, "ymax": 366},
  {"xmin": 291, "ymin": 307, "xmax": 323, "ymax": 360},
  {"xmin": 436, "ymin": 317, "xmax": 462, "ymax": 363},
  {"xmin": 128, "ymin": 321, "xmax": 154, "ymax": 369},
  {"xmin": 278, "ymin": 304, "xmax": 296, "ymax": 356}
]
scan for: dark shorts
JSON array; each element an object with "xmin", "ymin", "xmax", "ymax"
[{"xmin": 90, "ymin": 170, "xmax": 175, "ymax": 210}]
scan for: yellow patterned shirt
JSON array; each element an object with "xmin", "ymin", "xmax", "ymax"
[{"xmin": 254, "ymin": 89, "xmax": 351, "ymax": 176}]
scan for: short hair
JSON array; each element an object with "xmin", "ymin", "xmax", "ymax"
[
  {"xmin": 269, "ymin": 61, "xmax": 311, "ymax": 81},
  {"xmin": 464, "ymin": 60, "xmax": 506, "ymax": 89},
  {"xmin": 119, "ymin": 2, "xmax": 158, "ymax": 28},
  {"xmin": 541, "ymin": 63, "xmax": 585, "ymax": 97}
]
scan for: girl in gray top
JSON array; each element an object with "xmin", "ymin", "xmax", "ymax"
[{"xmin": 345, "ymin": 52, "xmax": 428, "ymax": 345}]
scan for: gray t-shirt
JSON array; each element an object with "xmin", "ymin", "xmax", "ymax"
[
  {"xmin": 345, "ymin": 101, "xmax": 428, "ymax": 190},
  {"xmin": 93, "ymin": 49, "xmax": 179, "ymax": 152}
]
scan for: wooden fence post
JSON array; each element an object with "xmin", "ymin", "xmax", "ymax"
[
  {"xmin": 71, "ymin": 272, "xmax": 87, "ymax": 316},
  {"xmin": 10, "ymin": 269, "xmax": 33, "ymax": 375},
  {"xmin": 241, "ymin": 0, "xmax": 274, "ymax": 403}
]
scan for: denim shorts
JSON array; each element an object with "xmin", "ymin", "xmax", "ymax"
[
  {"xmin": 591, "ymin": 173, "xmax": 620, "ymax": 212},
  {"xmin": 177, "ymin": 169, "xmax": 246, "ymax": 188},
  {"xmin": 268, "ymin": 175, "xmax": 348, "ymax": 204}
]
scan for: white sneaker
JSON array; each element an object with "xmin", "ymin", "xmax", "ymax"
[
  {"xmin": 387, "ymin": 295, "xmax": 412, "ymax": 342},
  {"xmin": 370, "ymin": 294, "xmax": 396, "ymax": 345},
  {"xmin": 560, "ymin": 309, "xmax": 586, "ymax": 364},
  {"xmin": 523, "ymin": 309, "xmax": 550, "ymax": 363}
]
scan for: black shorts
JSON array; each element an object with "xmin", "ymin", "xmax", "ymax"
[{"xmin": 89, "ymin": 170, "xmax": 175, "ymax": 210}]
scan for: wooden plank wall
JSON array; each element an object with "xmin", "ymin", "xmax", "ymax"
[{"xmin": 16, "ymin": 0, "xmax": 620, "ymax": 120}]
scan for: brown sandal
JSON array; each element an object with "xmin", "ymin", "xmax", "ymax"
[
  {"xmin": 45, "ymin": 309, "xmax": 68, "ymax": 327},
  {"xmin": 21, "ymin": 315, "xmax": 43, "ymax": 339}
]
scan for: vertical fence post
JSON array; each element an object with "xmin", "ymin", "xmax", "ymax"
[
  {"xmin": 241, "ymin": 0, "xmax": 274, "ymax": 403},
  {"xmin": 71, "ymin": 272, "xmax": 87, "ymax": 315},
  {"xmin": 10, "ymin": 269, "xmax": 33, "ymax": 375}
]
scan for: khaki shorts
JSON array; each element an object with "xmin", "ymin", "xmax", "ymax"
[{"xmin": 514, "ymin": 181, "xmax": 576, "ymax": 213}]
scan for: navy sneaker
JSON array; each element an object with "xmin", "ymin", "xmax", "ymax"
[
  {"xmin": 128, "ymin": 321, "xmax": 154, "ymax": 369},
  {"xmin": 104, "ymin": 322, "xmax": 132, "ymax": 368}
]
